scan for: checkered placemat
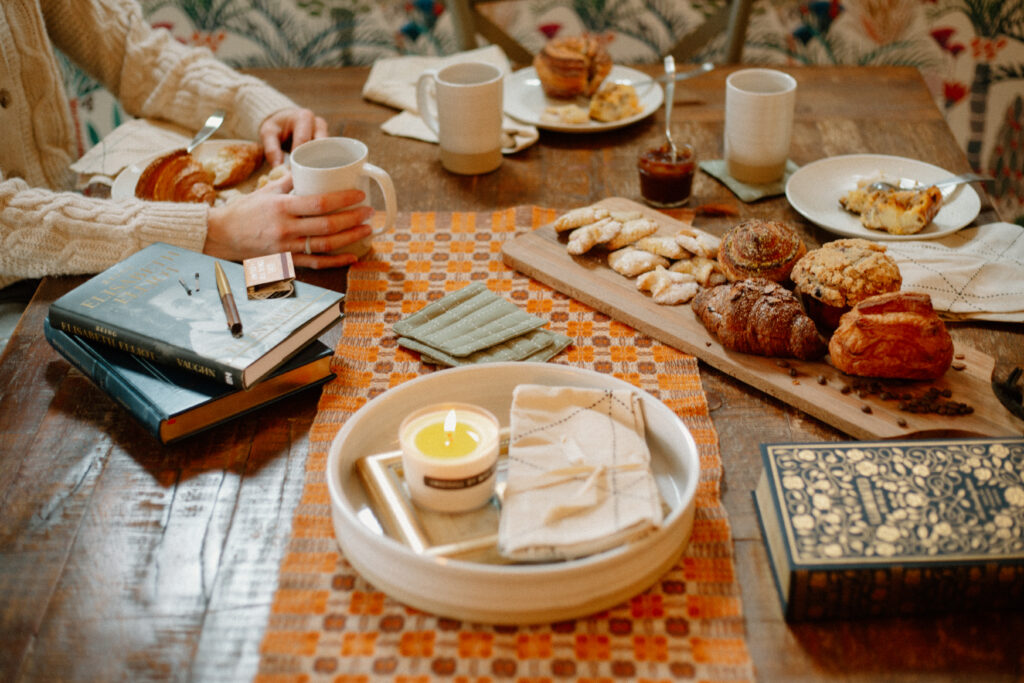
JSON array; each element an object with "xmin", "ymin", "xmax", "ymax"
[{"xmin": 255, "ymin": 206, "xmax": 753, "ymax": 682}]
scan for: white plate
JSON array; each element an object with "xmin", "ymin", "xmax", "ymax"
[
  {"xmin": 110, "ymin": 139, "xmax": 267, "ymax": 200},
  {"xmin": 504, "ymin": 65, "xmax": 664, "ymax": 133},
  {"xmin": 785, "ymin": 154, "xmax": 981, "ymax": 240},
  {"xmin": 325, "ymin": 362, "xmax": 699, "ymax": 624}
]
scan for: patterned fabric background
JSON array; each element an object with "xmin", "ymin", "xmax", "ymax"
[
  {"xmin": 255, "ymin": 206, "xmax": 754, "ymax": 681},
  {"xmin": 59, "ymin": 0, "xmax": 1024, "ymax": 223}
]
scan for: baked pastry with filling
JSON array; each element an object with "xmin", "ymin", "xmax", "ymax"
[
  {"xmin": 195, "ymin": 141, "xmax": 264, "ymax": 189},
  {"xmin": 828, "ymin": 291, "xmax": 953, "ymax": 380},
  {"xmin": 839, "ymin": 181, "xmax": 942, "ymax": 235},
  {"xmin": 692, "ymin": 279, "xmax": 827, "ymax": 360},
  {"xmin": 717, "ymin": 219, "xmax": 807, "ymax": 283},
  {"xmin": 589, "ymin": 83, "xmax": 641, "ymax": 122},
  {"xmin": 134, "ymin": 149, "xmax": 217, "ymax": 205},
  {"xmin": 534, "ymin": 35, "xmax": 612, "ymax": 98},
  {"xmin": 790, "ymin": 238, "xmax": 902, "ymax": 331}
]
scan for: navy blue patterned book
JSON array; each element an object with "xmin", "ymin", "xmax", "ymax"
[
  {"xmin": 755, "ymin": 438, "xmax": 1024, "ymax": 621},
  {"xmin": 45, "ymin": 317, "xmax": 334, "ymax": 444},
  {"xmin": 48, "ymin": 243, "xmax": 343, "ymax": 388}
]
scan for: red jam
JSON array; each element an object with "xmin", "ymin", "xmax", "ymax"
[{"xmin": 638, "ymin": 142, "xmax": 696, "ymax": 207}]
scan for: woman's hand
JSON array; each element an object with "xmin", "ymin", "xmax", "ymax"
[
  {"xmin": 203, "ymin": 172, "xmax": 374, "ymax": 269},
  {"xmin": 259, "ymin": 108, "xmax": 328, "ymax": 166}
]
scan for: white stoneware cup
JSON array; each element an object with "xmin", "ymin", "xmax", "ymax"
[
  {"xmin": 416, "ymin": 61, "xmax": 504, "ymax": 175},
  {"xmin": 289, "ymin": 137, "xmax": 397, "ymax": 257},
  {"xmin": 724, "ymin": 68, "xmax": 797, "ymax": 184}
]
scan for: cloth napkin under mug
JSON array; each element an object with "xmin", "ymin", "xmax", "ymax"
[
  {"xmin": 699, "ymin": 158, "xmax": 800, "ymax": 202},
  {"xmin": 362, "ymin": 45, "xmax": 539, "ymax": 154},
  {"xmin": 498, "ymin": 383, "xmax": 664, "ymax": 562}
]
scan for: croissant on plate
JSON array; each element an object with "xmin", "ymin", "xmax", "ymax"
[
  {"xmin": 691, "ymin": 279, "xmax": 827, "ymax": 360},
  {"xmin": 195, "ymin": 141, "xmax": 264, "ymax": 189},
  {"xmin": 134, "ymin": 149, "xmax": 217, "ymax": 205}
]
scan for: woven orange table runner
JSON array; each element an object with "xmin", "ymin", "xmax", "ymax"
[{"xmin": 256, "ymin": 206, "xmax": 753, "ymax": 682}]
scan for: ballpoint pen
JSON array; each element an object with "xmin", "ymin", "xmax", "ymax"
[{"xmin": 214, "ymin": 262, "xmax": 243, "ymax": 337}]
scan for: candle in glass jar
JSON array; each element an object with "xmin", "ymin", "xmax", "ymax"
[{"xmin": 399, "ymin": 403, "xmax": 500, "ymax": 512}]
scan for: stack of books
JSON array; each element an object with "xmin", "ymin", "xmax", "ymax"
[
  {"xmin": 755, "ymin": 437, "xmax": 1024, "ymax": 621},
  {"xmin": 45, "ymin": 243, "xmax": 343, "ymax": 444}
]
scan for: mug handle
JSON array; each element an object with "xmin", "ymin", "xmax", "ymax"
[
  {"xmin": 362, "ymin": 163, "xmax": 397, "ymax": 234},
  {"xmin": 415, "ymin": 69, "xmax": 441, "ymax": 138}
]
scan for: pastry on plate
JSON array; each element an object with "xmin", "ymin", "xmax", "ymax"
[
  {"xmin": 533, "ymin": 35, "xmax": 612, "ymax": 98},
  {"xmin": 717, "ymin": 219, "xmax": 806, "ymax": 283},
  {"xmin": 194, "ymin": 141, "xmax": 264, "ymax": 189},
  {"xmin": 839, "ymin": 180, "xmax": 942, "ymax": 235},
  {"xmin": 134, "ymin": 149, "xmax": 217, "ymax": 205},
  {"xmin": 692, "ymin": 279, "xmax": 827, "ymax": 360},
  {"xmin": 828, "ymin": 291, "xmax": 953, "ymax": 380},
  {"xmin": 589, "ymin": 83, "xmax": 642, "ymax": 122},
  {"xmin": 790, "ymin": 238, "xmax": 902, "ymax": 331}
]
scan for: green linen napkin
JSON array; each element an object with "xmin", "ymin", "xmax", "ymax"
[
  {"xmin": 394, "ymin": 282, "xmax": 571, "ymax": 366},
  {"xmin": 700, "ymin": 159, "xmax": 800, "ymax": 202}
]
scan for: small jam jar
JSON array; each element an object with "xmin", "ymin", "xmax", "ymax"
[{"xmin": 637, "ymin": 142, "xmax": 697, "ymax": 208}]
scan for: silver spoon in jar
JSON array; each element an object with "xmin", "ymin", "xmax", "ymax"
[{"xmin": 663, "ymin": 55, "xmax": 678, "ymax": 161}]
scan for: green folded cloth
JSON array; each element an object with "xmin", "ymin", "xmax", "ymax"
[
  {"xmin": 700, "ymin": 159, "xmax": 800, "ymax": 202},
  {"xmin": 394, "ymin": 282, "xmax": 572, "ymax": 367}
]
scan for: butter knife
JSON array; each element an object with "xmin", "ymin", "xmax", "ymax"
[{"xmin": 187, "ymin": 109, "xmax": 226, "ymax": 154}]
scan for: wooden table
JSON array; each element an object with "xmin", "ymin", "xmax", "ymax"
[{"xmin": 1, "ymin": 66, "xmax": 1021, "ymax": 681}]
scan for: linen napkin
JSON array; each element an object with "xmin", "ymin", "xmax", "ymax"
[
  {"xmin": 393, "ymin": 282, "xmax": 571, "ymax": 366},
  {"xmin": 498, "ymin": 384, "xmax": 664, "ymax": 562},
  {"xmin": 69, "ymin": 118, "xmax": 191, "ymax": 180},
  {"xmin": 885, "ymin": 222, "xmax": 1024, "ymax": 322},
  {"xmin": 699, "ymin": 158, "xmax": 800, "ymax": 202},
  {"xmin": 362, "ymin": 45, "xmax": 539, "ymax": 154}
]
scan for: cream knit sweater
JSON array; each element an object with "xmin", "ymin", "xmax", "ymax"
[{"xmin": 0, "ymin": 0, "xmax": 298, "ymax": 289}]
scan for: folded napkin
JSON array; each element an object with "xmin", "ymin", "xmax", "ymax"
[
  {"xmin": 362, "ymin": 45, "xmax": 539, "ymax": 154},
  {"xmin": 885, "ymin": 222, "xmax": 1024, "ymax": 322},
  {"xmin": 393, "ymin": 282, "xmax": 571, "ymax": 366},
  {"xmin": 69, "ymin": 118, "xmax": 192, "ymax": 180},
  {"xmin": 699, "ymin": 158, "xmax": 800, "ymax": 202},
  {"xmin": 498, "ymin": 384, "xmax": 664, "ymax": 562}
]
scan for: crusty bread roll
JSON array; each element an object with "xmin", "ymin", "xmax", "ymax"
[
  {"xmin": 691, "ymin": 279, "xmax": 827, "ymax": 360},
  {"xmin": 828, "ymin": 291, "xmax": 954, "ymax": 380},
  {"xmin": 718, "ymin": 219, "xmax": 807, "ymax": 283},
  {"xmin": 533, "ymin": 35, "xmax": 612, "ymax": 98},
  {"xmin": 196, "ymin": 141, "xmax": 264, "ymax": 189},
  {"xmin": 135, "ymin": 149, "xmax": 217, "ymax": 205}
]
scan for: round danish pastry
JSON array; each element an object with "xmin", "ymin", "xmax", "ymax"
[
  {"xmin": 533, "ymin": 35, "xmax": 612, "ymax": 99},
  {"xmin": 717, "ymin": 219, "xmax": 807, "ymax": 283}
]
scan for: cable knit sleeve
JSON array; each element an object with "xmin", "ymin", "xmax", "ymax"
[
  {"xmin": 41, "ymin": 0, "xmax": 297, "ymax": 141},
  {"xmin": 0, "ymin": 172, "xmax": 208, "ymax": 289}
]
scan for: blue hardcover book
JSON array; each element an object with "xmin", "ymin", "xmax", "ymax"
[
  {"xmin": 755, "ymin": 438, "xmax": 1024, "ymax": 621},
  {"xmin": 48, "ymin": 243, "xmax": 343, "ymax": 388},
  {"xmin": 45, "ymin": 317, "xmax": 335, "ymax": 444}
]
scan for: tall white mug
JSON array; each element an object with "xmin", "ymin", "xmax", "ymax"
[
  {"xmin": 290, "ymin": 137, "xmax": 397, "ymax": 257},
  {"xmin": 416, "ymin": 61, "xmax": 504, "ymax": 175},
  {"xmin": 724, "ymin": 68, "xmax": 797, "ymax": 184}
]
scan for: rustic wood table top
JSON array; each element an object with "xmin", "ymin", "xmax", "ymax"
[{"xmin": 1, "ymin": 65, "xmax": 1021, "ymax": 681}]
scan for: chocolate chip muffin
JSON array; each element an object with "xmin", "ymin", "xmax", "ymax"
[{"xmin": 790, "ymin": 238, "xmax": 902, "ymax": 331}]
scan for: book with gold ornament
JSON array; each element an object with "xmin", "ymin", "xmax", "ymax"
[{"xmin": 754, "ymin": 437, "xmax": 1024, "ymax": 621}]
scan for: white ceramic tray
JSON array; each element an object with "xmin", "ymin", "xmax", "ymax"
[{"xmin": 326, "ymin": 362, "xmax": 699, "ymax": 624}]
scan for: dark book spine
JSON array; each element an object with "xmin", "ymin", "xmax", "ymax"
[
  {"xmin": 48, "ymin": 303, "xmax": 243, "ymax": 387},
  {"xmin": 43, "ymin": 319, "xmax": 165, "ymax": 441}
]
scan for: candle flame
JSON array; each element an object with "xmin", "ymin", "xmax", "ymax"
[{"xmin": 443, "ymin": 409, "xmax": 457, "ymax": 447}]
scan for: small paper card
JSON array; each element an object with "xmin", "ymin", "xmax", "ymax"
[{"xmin": 243, "ymin": 252, "xmax": 296, "ymax": 299}]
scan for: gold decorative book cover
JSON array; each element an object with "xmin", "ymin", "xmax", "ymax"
[{"xmin": 755, "ymin": 437, "xmax": 1024, "ymax": 621}]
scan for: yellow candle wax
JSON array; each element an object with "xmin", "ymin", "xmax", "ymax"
[{"xmin": 414, "ymin": 419, "xmax": 482, "ymax": 459}]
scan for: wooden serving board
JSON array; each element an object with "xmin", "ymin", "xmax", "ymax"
[{"xmin": 502, "ymin": 197, "xmax": 1024, "ymax": 440}]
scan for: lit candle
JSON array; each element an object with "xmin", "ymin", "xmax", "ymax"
[{"xmin": 399, "ymin": 403, "xmax": 500, "ymax": 512}]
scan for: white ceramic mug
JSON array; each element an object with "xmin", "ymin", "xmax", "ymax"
[
  {"xmin": 289, "ymin": 137, "xmax": 397, "ymax": 257},
  {"xmin": 416, "ymin": 61, "xmax": 504, "ymax": 175},
  {"xmin": 724, "ymin": 68, "xmax": 798, "ymax": 184}
]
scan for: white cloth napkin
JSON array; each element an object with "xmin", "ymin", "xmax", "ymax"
[
  {"xmin": 498, "ymin": 384, "xmax": 663, "ymax": 562},
  {"xmin": 885, "ymin": 222, "xmax": 1024, "ymax": 322},
  {"xmin": 69, "ymin": 118, "xmax": 191, "ymax": 180},
  {"xmin": 362, "ymin": 45, "xmax": 539, "ymax": 154}
]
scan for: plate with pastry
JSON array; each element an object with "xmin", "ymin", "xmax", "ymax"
[
  {"xmin": 504, "ymin": 58, "xmax": 663, "ymax": 133},
  {"xmin": 111, "ymin": 139, "xmax": 269, "ymax": 204},
  {"xmin": 785, "ymin": 154, "xmax": 981, "ymax": 240}
]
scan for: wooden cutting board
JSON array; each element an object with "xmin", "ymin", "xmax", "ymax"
[{"xmin": 502, "ymin": 197, "xmax": 1024, "ymax": 440}]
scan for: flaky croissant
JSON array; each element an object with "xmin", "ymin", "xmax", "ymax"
[
  {"xmin": 134, "ymin": 149, "xmax": 217, "ymax": 205},
  {"xmin": 692, "ymin": 279, "xmax": 827, "ymax": 360}
]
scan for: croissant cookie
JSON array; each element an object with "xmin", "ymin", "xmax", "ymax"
[{"xmin": 134, "ymin": 149, "xmax": 217, "ymax": 205}]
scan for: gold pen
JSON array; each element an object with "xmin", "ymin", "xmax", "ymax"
[{"xmin": 214, "ymin": 262, "xmax": 243, "ymax": 337}]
